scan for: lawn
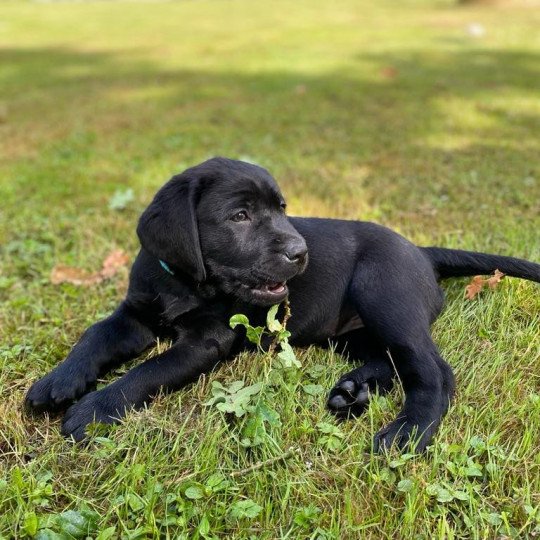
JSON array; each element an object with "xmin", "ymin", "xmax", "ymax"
[{"xmin": 0, "ymin": 0, "xmax": 539, "ymax": 538}]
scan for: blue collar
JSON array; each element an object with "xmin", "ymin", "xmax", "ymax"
[{"xmin": 159, "ymin": 259, "xmax": 175, "ymax": 276}]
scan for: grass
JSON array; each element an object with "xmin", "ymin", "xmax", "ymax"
[{"xmin": 0, "ymin": 0, "xmax": 539, "ymax": 538}]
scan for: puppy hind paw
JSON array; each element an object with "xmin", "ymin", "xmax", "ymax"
[
  {"xmin": 373, "ymin": 418, "xmax": 437, "ymax": 454},
  {"xmin": 327, "ymin": 362, "xmax": 394, "ymax": 419},
  {"xmin": 327, "ymin": 379, "xmax": 370, "ymax": 418}
]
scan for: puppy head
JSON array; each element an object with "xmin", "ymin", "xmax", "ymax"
[{"xmin": 137, "ymin": 157, "xmax": 308, "ymax": 305}]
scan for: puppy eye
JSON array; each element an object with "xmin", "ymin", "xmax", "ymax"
[
  {"xmin": 280, "ymin": 203, "xmax": 287, "ymax": 212},
  {"xmin": 231, "ymin": 210, "xmax": 249, "ymax": 222}
]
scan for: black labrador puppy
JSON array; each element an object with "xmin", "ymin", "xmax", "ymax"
[{"xmin": 26, "ymin": 157, "xmax": 540, "ymax": 451}]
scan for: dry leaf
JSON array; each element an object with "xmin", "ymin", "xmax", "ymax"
[
  {"xmin": 100, "ymin": 249, "xmax": 130, "ymax": 278},
  {"xmin": 50, "ymin": 249, "xmax": 129, "ymax": 287},
  {"xmin": 486, "ymin": 269, "xmax": 505, "ymax": 289},
  {"xmin": 465, "ymin": 269, "xmax": 505, "ymax": 300},
  {"xmin": 465, "ymin": 275, "xmax": 484, "ymax": 300},
  {"xmin": 381, "ymin": 66, "xmax": 398, "ymax": 79},
  {"xmin": 50, "ymin": 265, "xmax": 102, "ymax": 286}
]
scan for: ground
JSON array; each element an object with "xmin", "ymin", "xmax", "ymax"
[{"xmin": 0, "ymin": 0, "xmax": 539, "ymax": 538}]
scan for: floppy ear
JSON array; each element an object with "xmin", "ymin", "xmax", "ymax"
[{"xmin": 137, "ymin": 173, "xmax": 206, "ymax": 282}]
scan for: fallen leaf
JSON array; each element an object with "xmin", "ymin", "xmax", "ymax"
[
  {"xmin": 464, "ymin": 276, "xmax": 485, "ymax": 300},
  {"xmin": 50, "ymin": 249, "xmax": 129, "ymax": 287},
  {"xmin": 465, "ymin": 270, "xmax": 505, "ymax": 300},
  {"xmin": 486, "ymin": 269, "xmax": 505, "ymax": 289},
  {"xmin": 50, "ymin": 265, "xmax": 102, "ymax": 286},
  {"xmin": 100, "ymin": 249, "xmax": 130, "ymax": 278},
  {"xmin": 381, "ymin": 66, "xmax": 398, "ymax": 79}
]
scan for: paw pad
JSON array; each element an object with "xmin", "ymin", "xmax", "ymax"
[{"xmin": 327, "ymin": 380, "xmax": 370, "ymax": 417}]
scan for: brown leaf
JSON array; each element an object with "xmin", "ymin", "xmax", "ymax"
[
  {"xmin": 381, "ymin": 66, "xmax": 398, "ymax": 79},
  {"xmin": 100, "ymin": 249, "xmax": 130, "ymax": 278},
  {"xmin": 486, "ymin": 269, "xmax": 505, "ymax": 289},
  {"xmin": 465, "ymin": 275, "xmax": 485, "ymax": 300},
  {"xmin": 465, "ymin": 270, "xmax": 505, "ymax": 300},
  {"xmin": 50, "ymin": 249, "xmax": 129, "ymax": 287},
  {"xmin": 50, "ymin": 265, "xmax": 103, "ymax": 286}
]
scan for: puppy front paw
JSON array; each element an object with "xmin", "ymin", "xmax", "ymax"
[
  {"xmin": 25, "ymin": 364, "xmax": 97, "ymax": 413},
  {"xmin": 61, "ymin": 390, "xmax": 130, "ymax": 442}
]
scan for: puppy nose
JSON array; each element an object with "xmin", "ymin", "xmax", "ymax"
[{"xmin": 284, "ymin": 240, "xmax": 308, "ymax": 264}]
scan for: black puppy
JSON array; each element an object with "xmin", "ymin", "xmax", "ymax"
[{"xmin": 26, "ymin": 158, "xmax": 540, "ymax": 451}]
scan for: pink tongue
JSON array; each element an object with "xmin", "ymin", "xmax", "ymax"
[{"xmin": 267, "ymin": 282, "xmax": 284, "ymax": 292}]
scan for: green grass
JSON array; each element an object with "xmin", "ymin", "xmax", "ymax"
[{"xmin": 1, "ymin": 0, "xmax": 539, "ymax": 538}]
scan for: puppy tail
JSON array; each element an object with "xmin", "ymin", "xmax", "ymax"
[{"xmin": 421, "ymin": 247, "xmax": 540, "ymax": 283}]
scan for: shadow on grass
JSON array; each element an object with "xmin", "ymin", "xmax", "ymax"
[{"xmin": 1, "ymin": 46, "xmax": 538, "ymax": 238}]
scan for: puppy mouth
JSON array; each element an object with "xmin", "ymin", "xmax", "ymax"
[
  {"xmin": 249, "ymin": 281, "xmax": 289, "ymax": 301},
  {"xmin": 257, "ymin": 281, "xmax": 286, "ymax": 294}
]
